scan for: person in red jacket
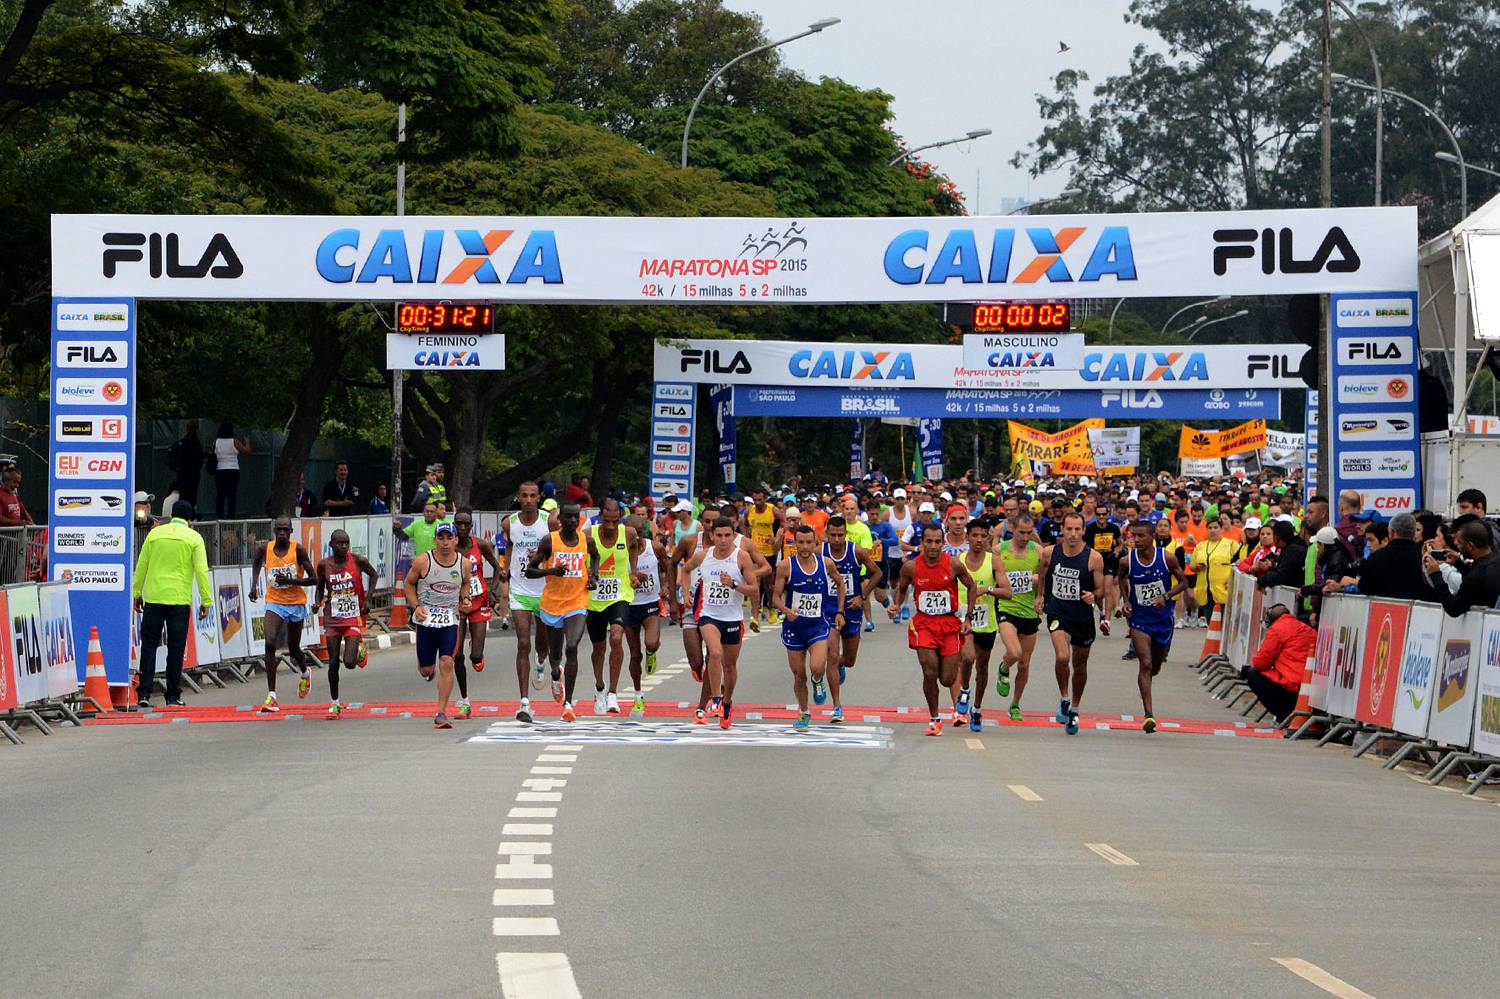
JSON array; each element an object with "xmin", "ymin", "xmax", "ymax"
[{"xmin": 1243, "ymin": 603, "xmax": 1314, "ymax": 720}]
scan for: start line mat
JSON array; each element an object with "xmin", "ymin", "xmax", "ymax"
[{"xmin": 465, "ymin": 718, "xmax": 894, "ymax": 749}]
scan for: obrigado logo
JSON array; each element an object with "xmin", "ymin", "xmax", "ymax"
[
  {"xmin": 884, "ymin": 226, "xmax": 1136, "ymax": 286},
  {"xmin": 1081, "ymin": 350, "xmax": 1209, "ymax": 382},
  {"xmin": 316, "ymin": 228, "xmax": 562, "ymax": 285},
  {"xmin": 789, "ymin": 350, "xmax": 915, "ymax": 381}
]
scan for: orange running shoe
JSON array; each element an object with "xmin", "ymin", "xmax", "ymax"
[
  {"xmin": 719, "ymin": 701, "xmax": 733, "ymax": 730},
  {"xmin": 694, "ymin": 709, "xmax": 707, "ymax": 725},
  {"xmin": 561, "ymin": 702, "xmax": 576, "ymax": 723},
  {"xmin": 925, "ymin": 720, "xmax": 941, "ymax": 736}
]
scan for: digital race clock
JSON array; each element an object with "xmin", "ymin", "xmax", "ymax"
[
  {"xmin": 396, "ymin": 302, "xmax": 495, "ymax": 335},
  {"xmin": 970, "ymin": 301, "xmax": 1070, "ymax": 334}
]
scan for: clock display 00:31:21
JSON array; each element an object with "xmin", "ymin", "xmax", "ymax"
[{"xmin": 395, "ymin": 303, "xmax": 495, "ymax": 334}]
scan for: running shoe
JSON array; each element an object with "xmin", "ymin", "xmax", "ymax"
[
  {"xmin": 646, "ymin": 651, "xmax": 658, "ymax": 675},
  {"xmin": 996, "ymin": 667, "xmax": 1011, "ymax": 699},
  {"xmin": 719, "ymin": 701, "xmax": 733, "ymax": 730},
  {"xmin": 472, "ymin": 657, "xmax": 486, "ymax": 673},
  {"xmin": 551, "ymin": 675, "xmax": 564, "ymax": 703},
  {"xmin": 327, "ymin": 701, "xmax": 343, "ymax": 719},
  {"xmin": 830, "ymin": 705, "xmax": 844, "ymax": 724},
  {"xmin": 794, "ymin": 712, "xmax": 811, "ymax": 731},
  {"xmin": 1009, "ymin": 704, "xmax": 1023, "ymax": 723},
  {"xmin": 259, "ymin": 694, "xmax": 280, "ymax": 714},
  {"xmin": 1143, "ymin": 715, "xmax": 1157, "ymax": 734},
  {"xmin": 561, "ymin": 702, "xmax": 576, "ymax": 723},
  {"xmin": 631, "ymin": 694, "xmax": 646, "ymax": 718},
  {"xmin": 297, "ymin": 671, "xmax": 311, "ymax": 699},
  {"xmin": 925, "ymin": 719, "xmax": 941, "ymax": 736},
  {"xmin": 970, "ymin": 709, "xmax": 983, "ymax": 732},
  {"xmin": 1065, "ymin": 711, "xmax": 1080, "ymax": 735},
  {"xmin": 952, "ymin": 710, "xmax": 968, "ymax": 727},
  {"xmin": 812, "ymin": 677, "xmax": 827, "ymax": 705},
  {"xmin": 694, "ymin": 709, "xmax": 707, "ymax": 725},
  {"xmin": 532, "ymin": 660, "xmax": 546, "ymax": 689},
  {"xmin": 863, "ymin": 618, "xmax": 875, "ymax": 633},
  {"xmin": 593, "ymin": 689, "xmax": 607, "ymax": 715},
  {"xmin": 355, "ymin": 640, "xmax": 368, "ymax": 668},
  {"xmin": 1122, "ymin": 646, "xmax": 1137, "ymax": 661},
  {"xmin": 838, "ymin": 663, "xmax": 847, "ymax": 685},
  {"xmin": 457, "ymin": 701, "xmax": 472, "ymax": 720},
  {"xmin": 606, "ymin": 692, "xmax": 621, "ymax": 715},
  {"xmin": 900, "ymin": 607, "xmax": 911, "ymax": 623},
  {"xmin": 1054, "ymin": 701, "xmax": 1070, "ymax": 725},
  {"xmin": 748, "ymin": 616, "xmax": 761, "ymax": 634},
  {"xmin": 516, "ymin": 699, "xmax": 533, "ymax": 723},
  {"xmin": 708, "ymin": 697, "xmax": 723, "ymax": 719},
  {"xmin": 500, "ymin": 617, "xmax": 511, "ymax": 631},
  {"xmin": 433, "ymin": 712, "xmax": 452, "ymax": 730},
  {"xmin": 1099, "ymin": 619, "xmax": 1111, "ymax": 637},
  {"xmin": 690, "ymin": 662, "xmax": 703, "ymax": 683},
  {"xmin": 956, "ymin": 688, "xmax": 971, "ymax": 718}
]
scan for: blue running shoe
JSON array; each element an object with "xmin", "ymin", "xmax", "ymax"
[
  {"xmin": 830, "ymin": 705, "xmax": 844, "ymax": 724},
  {"xmin": 863, "ymin": 618, "xmax": 875, "ymax": 633},
  {"xmin": 970, "ymin": 709, "xmax": 983, "ymax": 732},
  {"xmin": 1065, "ymin": 711, "xmax": 1080, "ymax": 735},
  {"xmin": 838, "ymin": 663, "xmax": 847, "ymax": 684},
  {"xmin": 900, "ymin": 606, "xmax": 911, "ymax": 623},
  {"xmin": 794, "ymin": 712, "xmax": 811, "ymax": 731},
  {"xmin": 956, "ymin": 688, "xmax": 971, "ymax": 718},
  {"xmin": 812, "ymin": 677, "xmax": 827, "ymax": 705},
  {"xmin": 1055, "ymin": 700, "xmax": 1071, "ymax": 725}
]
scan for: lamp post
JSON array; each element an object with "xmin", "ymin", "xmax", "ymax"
[
  {"xmin": 1159, "ymin": 296, "xmax": 1230, "ymax": 336},
  {"xmin": 1329, "ymin": 0, "xmax": 1382, "ymax": 205},
  {"xmin": 1437, "ymin": 151, "xmax": 1500, "ymax": 183},
  {"xmin": 1185, "ymin": 309, "xmax": 1251, "ymax": 341},
  {"xmin": 1005, "ymin": 188, "xmax": 1083, "ymax": 215},
  {"xmin": 681, "ymin": 18, "xmax": 840, "ymax": 168},
  {"xmin": 1166, "ymin": 315, "xmax": 1209, "ymax": 339},
  {"xmin": 888, "ymin": 128, "xmax": 993, "ymax": 168},
  {"xmin": 1334, "ymin": 74, "xmax": 1466, "ymax": 217},
  {"xmin": 1106, "ymin": 297, "xmax": 1126, "ymax": 342}
]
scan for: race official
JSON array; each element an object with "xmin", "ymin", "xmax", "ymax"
[{"xmin": 132, "ymin": 500, "xmax": 212, "ymax": 708}]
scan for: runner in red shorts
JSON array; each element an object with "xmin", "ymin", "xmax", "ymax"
[
  {"xmin": 454, "ymin": 507, "xmax": 504, "ymax": 720},
  {"xmin": 314, "ymin": 529, "xmax": 378, "ymax": 719},
  {"xmin": 888, "ymin": 522, "xmax": 977, "ymax": 736}
]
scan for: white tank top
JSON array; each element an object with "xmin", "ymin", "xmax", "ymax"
[
  {"xmin": 697, "ymin": 546, "xmax": 745, "ymax": 622},
  {"xmin": 214, "ymin": 437, "xmax": 240, "ymax": 471},
  {"xmin": 888, "ymin": 505, "xmax": 912, "ymax": 536},
  {"xmin": 632, "ymin": 544, "xmax": 661, "ymax": 606},
  {"xmin": 507, "ymin": 513, "xmax": 549, "ymax": 598}
]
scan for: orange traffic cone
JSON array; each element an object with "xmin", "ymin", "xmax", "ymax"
[
  {"xmin": 1198, "ymin": 604, "xmax": 1225, "ymax": 663},
  {"xmin": 111, "ymin": 681, "xmax": 137, "ymax": 712},
  {"xmin": 389, "ymin": 586, "xmax": 409, "ymax": 628},
  {"xmin": 81, "ymin": 626, "xmax": 112, "ymax": 717}
]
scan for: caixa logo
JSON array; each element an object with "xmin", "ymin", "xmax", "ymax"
[
  {"xmin": 102, "ymin": 233, "xmax": 242, "ymax": 278},
  {"xmin": 1081, "ymin": 351, "xmax": 1209, "ymax": 382},
  {"xmin": 316, "ymin": 229, "xmax": 562, "ymax": 285},
  {"xmin": 883, "ymin": 226, "xmax": 1136, "ymax": 285},
  {"xmin": 1212, "ymin": 227, "xmax": 1360, "ymax": 275},
  {"xmin": 789, "ymin": 349, "xmax": 915, "ymax": 380}
]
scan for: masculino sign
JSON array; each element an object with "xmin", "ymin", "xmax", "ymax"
[
  {"xmin": 53, "ymin": 209, "xmax": 1417, "ymax": 303},
  {"xmin": 730, "ymin": 386, "xmax": 1281, "ymax": 421},
  {"xmin": 657, "ymin": 339, "xmax": 1309, "ymax": 390}
]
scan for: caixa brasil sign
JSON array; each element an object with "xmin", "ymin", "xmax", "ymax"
[{"xmin": 51, "ymin": 208, "xmax": 1417, "ymax": 302}]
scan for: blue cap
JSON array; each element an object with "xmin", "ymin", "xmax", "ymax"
[{"xmin": 435, "ymin": 522, "xmax": 456, "ymax": 536}]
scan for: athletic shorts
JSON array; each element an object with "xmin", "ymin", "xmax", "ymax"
[
  {"xmin": 586, "ymin": 602, "xmax": 630, "ymax": 642},
  {"xmin": 509, "ymin": 592, "xmax": 542, "ymax": 613},
  {"xmin": 626, "ymin": 601, "xmax": 660, "ymax": 630},
  {"xmin": 539, "ymin": 607, "xmax": 586, "ymax": 629},
  {"xmin": 324, "ymin": 622, "xmax": 363, "ymax": 639},
  {"xmin": 882, "ymin": 559, "xmax": 903, "ymax": 589},
  {"xmin": 908, "ymin": 613, "xmax": 962, "ymax": 657},
  {"xmin": 266, "ymin": 601, "xmax": 307, "ymax": 623},
  {"xmin": 699, "ymin": 616, "xmax": 743, "ymax": 646},
  {"xmin": 416, "ymin": 623, "xmax": 459, "ymax": 668},
  {"xmin": 781, "ymin": 616, "xmax": 830, "ymax": 651},
  {"xmin": 971, "ymin": 630, "xmax": 996, "ymax": 652},
  {"xmin": 998, "ymin": 613, "xmax": 1040, "ymax": 637},
  {"xmin": 1129, "ymin": 620, "xmax": 1174, "ymax": 650},
  {"xmin": 825, "ymin": 609, "xmax": 862, "ymax": 638},
  {"xmin": 464, "ymin": 603, "xmax": 493, "ymax": 624},
  {"xmin": 1047, "ymin": 615, "xmax": 1096, "ymax": 648}
]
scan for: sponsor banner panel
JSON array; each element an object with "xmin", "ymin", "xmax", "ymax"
[
  {"xmin": 649, "ymin": 382, "xmax": 695, "ymax": 505},
  {"xmin": 0, "ymin": 590, "xmax": 14, "ymax": 710},
  {"xmin": 385, "ymin": 333, "xmax": 505, "ymax": 370},
  {"xmin": 1178, "ymin": 420, "xmax": 1267, "ymax": 459},
  {"xmin": 1325, "ymin": 594, "xmax": 1368, "ymax": 719},
  {"xmin": 53, "ymin": 209, "xmax": 1418, "ymax": 303},
  {"xmin": 1329, "ymin": 292, "xmax": 1420, "ymax": 517},
  {"xmin": 1309, "ymin": 591, "xmax": 1345, "ymax": 711},
  {"xmin": 731, "ymin": 386, "xmax": 1279, "ymax": 421},
  {"xmin": 38, "ymin": 582, "xmax": 78, "ymax": 694},
  {"xmin": 710, "ymin": 383, "xmax": 736, "ymax": 493},
  {"xmin": 5, "ymin": 584, "xmax": 47, "ymax": 705},
  {"xmin": 1428, "ymin": 610, "xmax": 1483, "ymax": 747},
  {"xmin": 1471, "ymin": 611, "xmax": 1500, "ymax": 758},
  {"xmin": 212, "ymin": 567, "xmax": 250, "ymax": 661},
  {"xmin": 961, "ymin": 333, "xmax": 1086, "ymax": 370},
  {"xmin": 1393, "ymin": 602, "xmax": 1443, "ymax": 739},
  {"xmin": 1088, "ymin": 427, "xmax": 1140, "ymax": 468},
  {"xmin": 1353, "ymin": 600, "xmax": 1409, "ymax": 730},
  {"xmin": 919, "ymin": 419, "xmax": 944, "ymax": 481}
]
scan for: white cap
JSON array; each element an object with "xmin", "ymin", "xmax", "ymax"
[
  {"xmin": 918, "ymin": 501, "xmax": 937, "ymax": 513},
  {"xmin": 1129, "ymin": 489, "xmax": 1140, "ymax": 501},
  {"xmin": 893, "ymin": 488, "xmax": 908, "ymax": 498},
  {"xmin": 1314, "ymin": 526, "xmax": 1339, "ymax": 545},
  {"xmin": 673, "ymin": 500, "xmax": 694, "ymax": 513},
  {"xmin": 1276, "ymin": 513, "xmax": 1295, "ymax": 524},
  {"xmin": 133, "ymin": 490, "xmax": 153, "ymax": 503},
  {"xmin": 940, "ymin": 491, "xmax": 953, "ymax": 501},
  {"xmin": 1244, "ymin": 516, "xmax": 1263, "ymax": 530}
]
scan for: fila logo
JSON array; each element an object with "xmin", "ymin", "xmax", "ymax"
[
  {"xmin": 102, "ymin": 232, "xmax": 243, "ymax": 279},
  {"xmin": 1212, "ymin": 227, "xmax": 1360, "ymax": 275},
  {"xmin": 1247, "ymin": 353, "xmax": 1299, "ymax": 377},
  {"xmin": 679, "ymin": 348, "xmax": 752, "ymax": 374}
]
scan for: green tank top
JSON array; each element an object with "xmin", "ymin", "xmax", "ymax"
[
  {"xmin": 587, "ymin": 527, "xmax": 635, "ymax": 610},
  {"xmin": 958, "ymin": 551, "xmax": 999, "ymax": 634},
  {"xmin": 996, "ymin": 541, "xmax": 1040, "ymax": 620}
]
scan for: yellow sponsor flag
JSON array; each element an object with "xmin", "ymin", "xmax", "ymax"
[
  {"xmin": 1178, "ymin": 419, "xmax": 1267, "ymax": 459},
  {"xmin": 1009, "ymin": 419, "xmax": 1105, "ymax": 470}
]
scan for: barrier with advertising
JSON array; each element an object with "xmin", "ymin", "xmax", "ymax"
[
  {"xmin": 0, "ymin": 590, "xmax": 15, "ymax": 711},
  {"xmin": 37, "ymin": 582, "xmax": 77, "ymax": 697},
  {"xmin": 1429, "ymin": 610, "xmax": 1483, "ymax": 747},
  {"xmin": 1353, "ymin": 599, "xmax": 1409, "ymax": 730},
  {"xmin": 6, "ymin": 583, "xmax": 47, "ymax": 705},
  {"xmin": 241, "ymin": 566, "xmax": 268, "ymax": 657},
  {"xmin": 1309, "ymin": 591, "xmax": 1343, "ymax": 711},
  {"xmin": 1469, "ymin": 613, "xmax": 1500, "ymax": 758},
  {"xmin": 1178, "ymin": 420, "xmax": 1268, "ymax": 460},
  {"xmin": 1324, "ymin": 594, "xmax": 1368, "ymax": 720},
  {"xmin": 213, "ymin": 566, "xmax": 250, "ymax": 661},
  {"xmin": 731, "ymin": 385, "xmax": 1281, "ymax": 421},
  {"xmin": 1392, "ymin": 602, "xmax": 1443, "ymax": 739}
]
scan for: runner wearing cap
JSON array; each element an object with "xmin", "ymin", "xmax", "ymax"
[
  {"xmin": 940, "ymin": 503, "xmax": 971, "ymax": 719},
  {"xmin": 745, "ymin": 487, "xmax": 781, "ymax": 624},
  {"xmin": 403, "ymin": 520, "xmax": 472, "ymax": 729},
  {"xmin": 955, "ymin": 518, "xmax": 1012, "ymax": 731},
  {"xmin": 1084, "ymin": 502, "xmax": 1123, "ymax": 634},
  {"xmin": 866, "ymin": 496, "xmax": 900, "ymax": 630}
]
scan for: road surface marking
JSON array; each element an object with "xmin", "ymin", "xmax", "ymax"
[
  {"xmin": 523, "ymin": 778, "xmax": 567, "ymax": 790},
  {"xmin": 530, "ymin": 766, "xmax": 573, "ymax": 775},
  {"xmin": 497, "ymin": 952, "xmax": 581, "ymax": 999},
  {"xmin": 492, "ymin": 917, "xmax": 559, "ymax": 936},
  {"xmin": 495, "ymin": 860, "xmax": 552, "ymax": 879},
  {"xmin": 493, "ymin": 889, "xmax": 554, "ymax": 906},
  {"xmin": 502, "ymin": 823, "xmax": 553, "ymax": 836},
  {"xmin": 1271, "ymin": 958, "xmax": 1376, "ymax": 998},
  {"xmin": 535, "ymin": 755, "xmax": 576, "ymax": 763},
  {"xmin": 545, "ymin": 744, "xmax": 582, "ymax": 751},
  {"xmin": 965, "ymin": 738, "xmax": 984, "ymax": 750},
  {"xmin": 1008, "ymin": 784, "xmax": 1043, "ymax": 801},
  {"xmin": 497, "ymin": 842, "xmax": 552, "ymax": 856},
  {"xmin": 1085, "ymin": 843, "xmax": 1139, "ymax": 866},
  {"xmin": 469, "ymin": 719, "xmax": 892, "ymax": 749},
  {"xmin": 509, "ymin": 807, "xmax": 557, "ymax": 819},
  {"xmin": 516, "ymin": 791, "xmax": 562, "ymax": 802}
]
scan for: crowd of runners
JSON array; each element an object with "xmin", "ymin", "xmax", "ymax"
[{"xmin": 240, "ymin": 469, "xmax": 1319, "ymax": 733}]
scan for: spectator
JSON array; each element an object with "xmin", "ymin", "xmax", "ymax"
[
  {"xmin": 563, "ymin": 474, "xmax": 594, "ymax": 507},
  {"xmin": 1454, "ymin": 488, "xmax": 1500, "ymax": 548},
  {"xmin": 1355, "ymin": 513, "xmax": 1431, "ymax": 599},
  {"xmin": 166, "ymin": 420, "xmax": 204, "ymax": 511},
  {"xmin": 132, "ymin": 500, "xmax": 212, "ymax": 709},
  {"xmin": 0, "ymin": 462, "xmax": 33, "ymax": 526},
  {"xmin": 1237, "ymin": 518, "xmax": 1276, "ymax": 572},
  {"xmin": 322, "ymin": 460, "xmax": 358, "ymax": 514},
  {"xmin": 160, "ymin": 482, "xmax": 181, "ymax": 519},
  {"xmin": 396, "ymin": 501, "xmax": 443, "ymax": 557},
  {"xmin": 1430, "ymin": 519, "xmax": 1500, "ymax": 615},
  {"xmin": 291, "ymin": 472, "xmax": 320, "ymax": 518},
  {"xmin": 211, "ymin": 421, "xmax": 251, "ymax": 519},
  {"xmin": 410, "ymin": 465, "xmax": 445, "ymax": 513},
  {"xmin": 1190, "ymin": 516, "xmax": 1241, "ymax": 609},
  {"xmin": 1427, "ymin": 523, "xmax": 1464, "ymax": 595},
  {"xmin": 1257, "ymin": 519, "xmax": 1307, "ymax": 590},
  {"xmin": 368, "ymin": 482, "xmax": 390, "ymax": 515},
  {"xmin": 1243, "ymin": 603, "xmax": 1315, "ymax": 721},
  {"xmin": 133, "ymin": 490, "xmax": 156, "ymax": 528},
  {"xmin": 1332, "ymin": 489, "xmax": 1366, "ymax": 556},
  {"xmin": 1310, "ymin": 526, "xmax": 1358, "ymax": 593},
  {"xmin": 1363, "ymin": 520, "xmax": 1388, "ymax": 553},
  {"xmin": 1302, "ymin": 495, "xmax": 1330, "ymax": 535}
]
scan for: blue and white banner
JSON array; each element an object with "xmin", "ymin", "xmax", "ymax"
[
  {"xmin": 849, "ymin": 421, "xmax": 865, "ymax": 479},
  {"xmin": 710, "ymin": 383, "xmax": 736, "ymax": 494},
  {"xmin": 732, "ymin": 386, "xmax": 1281, "ymax": 421},
  {"xmin": 49, "ymin": 298, "xmax": 136, "ymax": 685},
  {"xmin": 1304, "ymin": 389, "xmax": 1320, "ymax": 505},
  {"xmin": 1329, "ymin": 294, "xmax": 1420, "ymax": 517},
  {"xmin": 919, "ymin": 419, "xmax": 944, "ymax": 481},
  {"xmin": 649, "ymin": 382, "xmax": 696, "ymax": 504}
]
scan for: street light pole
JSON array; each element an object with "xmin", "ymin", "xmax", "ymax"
[
  {"xmin": 680, "ymin": 18, "xmax": 840, "ymax": 168},
  {"xmin": 1106, "ymin": 297, "xmax": 1125, "ymax": 342},
  {"xmin": 1004, "ymin": 188, "xmax": 1083, "ymax": 215},
  {"xmin": 392, "ymin": 102, "xmax": 406, "ymax": 515},
  {"xmin": 1335, "ymin": 75, "xmax": 1466, "ymax": 217},
  {"xmin": 888, "ymin": 129, "xmax": 993, "ymax": 168},
  {"xmin": 1329, "ymin": 0, "xmax": 1382, "ymax": 205},
  {"xmin": 1159, "ymin": 296, "xmax": 1230, "ymax": 336},
  {"xmin": 1185, "ymin": 309, "xmax": 1251, "ymax": 341},
  {"xmin": 1437, "ymin": 152, "xmax": 1500, "ymax": 181}
]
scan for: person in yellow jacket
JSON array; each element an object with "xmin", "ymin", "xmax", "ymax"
[
  {"xmin": 131, "ymin": 500, "xmax": 212, "ymax": 708},
  {"xmin": 1189, "ymin": 516, "xmax": 1242, "ymax": 613}
]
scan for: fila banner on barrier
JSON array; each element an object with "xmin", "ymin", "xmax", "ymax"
[
  {"xmin": 53, "ymin": 209, "xmax": 1418, "ymax": 303},
  {"xmin": 0, "ymin": 590, "xmax": 15, "ymax": 712},
  {"xmin": 6, "ymin": 584, "xmax": 46, "ymax": 705},
  {"xmin": 1324, "ymin": 594, "xmax": 1368, "ymax": 719}
]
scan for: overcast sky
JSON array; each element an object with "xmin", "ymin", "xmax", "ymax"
[{"xmin": 720, "ymin": 1, "xmax": 1158, "ymax": 215}]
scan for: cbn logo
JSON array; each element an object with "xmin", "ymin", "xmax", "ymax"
[
  {"xmin": 883, "ymin": 226, "xmax": 1136, "ymax": 285},
  {"xmin": 789, "ymin": 350, "xmax": 915, "ymax": 381},
  {"xmin": 316, "ymin": 228, "xmax": 562, "ymax": 285}
]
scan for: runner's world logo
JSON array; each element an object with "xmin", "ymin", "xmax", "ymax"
[
  {"xmin": 55, "ymin": 302, "xmax": 130, "ymax": 331},
  {"xmin": 1339, "ymin": 451, "xmax": 1416, "ymax": 480},
  {"xmin": 53, "ymin": 526, "xmax": 128, "ymax": 553}
]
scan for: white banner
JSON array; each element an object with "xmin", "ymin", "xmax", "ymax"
[
  {"xmin": 188, "ymin": 583, "xmax": 222, "ymax": 667},
  {"xmin": 1088, "ymin": 427, "xmax": 1140, "ymax": 467},
  {"xmin": 655, "ymin": 339, "xmax": 1310, "ymax": 390},
  {"xmin": 38, "ymin": 582, "xmax": 78, "ymax": 698},
  {"xmin": 962, "ymin": 333, "xmax": 1086, "ymax": 371},
  {"xmin": 369, "ymin": 516, "xmax": 394, "ymax": 589},
  {"xmin": 1324, "ymin": 591, "xmax": 1367, "ymax": 719},
  {"xmin": 1309, "ymin": 592, "xmax": 1343, "ymax": 711},
  {"xmin": 1392, "ymin": 602, "xmax": 1443, "ymax": 739},
  {"xmin": 5, "ymin": 584, "xmax": 47, "ymax": 704},
  {"xmin": 52, "ymin": 209, "xmax": 1417, "ymax": 303},
  {"xmin": 1181, "ymin": 457, "xmax": 1223, "ymax": 477},
  {"xmin": 385, "ymin": 333, "xmax": 505, "ymax": 371},
  {"xmin": 1263, "ymin": 430, "xmax": 1306, "ymax": 468},
  {"xmin": 1428, "ymin": 610, "xmax": 1483, "ymax": 747},
  {"xmin": 1470, "ymin": 611, "xmax": 1500, "ymax": 757}
]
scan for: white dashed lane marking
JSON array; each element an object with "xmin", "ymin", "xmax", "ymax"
[
  {"xmin": 1085, "ymin": 843, "xmax": 1139, "ymax": 866},
  {"xmin": 497, "ymin": 952, "xmax": 582, "ymax": 999},
  {"xmin": 1008, "ymin": 784, "xmax": 1044, "ymax": 802},
  {"xmin": 493, "ymin": 889, "xmax": 554, "ymax": 906},
  {"xmin": 1271, "ymin": 958, "xmax": 1377, "ymax": 998},
  {"xmin": 492, "ymin": 917, "xmax": 559, "ymax": 936}
]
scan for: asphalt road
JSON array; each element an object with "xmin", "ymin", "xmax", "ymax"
[{"xmin": 6, "ymin": 614, "xmax": 1499, "ymax": 998}]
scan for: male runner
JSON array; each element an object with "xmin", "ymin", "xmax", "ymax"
[
  {"xmin": 403, "ymin": 521, "xmax": 472, "ymax": 729},
  {"xmin": 525, "ymin": 504, "xmax": 599, "ymax": 723},
  {"xmin": 821, "ymin": 516, "xmax": 882, "ymax": 723},
  {"xmin": 1083, "ymin": 506, "xmax": 1123, "ymax": 633},
  {"xmin": 623, "ymin": 515, "xmax": 668, "ymax": 717},
  {"xmin": 670, "ymin": 505, "xmax": 720, "ymax": 682},
  {"xmin": 866, "ymin": 496, "xmax": 900, "ymax": 630},
  {"xmin": 585, "ymin": 498, "xmax": 640, "ymax": 716},
  {"xmin": 1037, "ymin": 512, "xmax": 1105, "ymax": 735},
  {"xmin": 745, "ymin": 486, "xmax": 781, "ymax": 623},
  {"xmin": 887, "ymin": 522, "xmax": 977, "ymax": 736},
  {"xmin": 313, "ymin": 528, "xmax": 378, "ymax": 718},
  {"xmin": 678, "ymin": 518, "xmax": 758, "ymax": 729},
  {"xmin": 1119, "ymin": 520, "xmax": 1187, "ymax": 733},
  {"xmin": 249, "ymin": 516, "xmax": 317, "ymax": 713},
  {"xmin": 774, "ymin": 523, "xmax": 845, "ymax": 731},
  {"xmin": 502, "ymin": 482, "xmax": 556, "ymax": 719},
  {"xmin": 955, "ymin": 518, "xmax": 1012, "ymax": 732},
  {"xmin": 717, "ymin": 502, "xmax": 772, "ymax": 629},
  {"xmin": 453, "ymin": 508, "xmax": 503, "ymax": 720},
  {"xmin": 994, "ymin": 512, "xmax": 1043, "ymax": 722}
]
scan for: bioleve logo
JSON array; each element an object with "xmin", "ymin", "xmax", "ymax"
[
  {"xmin": 316, "ymin": 228, "xmax": 562, "ymax": 285},
  {"xmin": 883, "ymin": 226, "xmax": 1136, "ymax": 286}
]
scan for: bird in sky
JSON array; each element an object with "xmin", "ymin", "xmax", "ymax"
[{"xmin": 1058, "ymin": 41, "xmax": 1071, "ymax": 53}]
